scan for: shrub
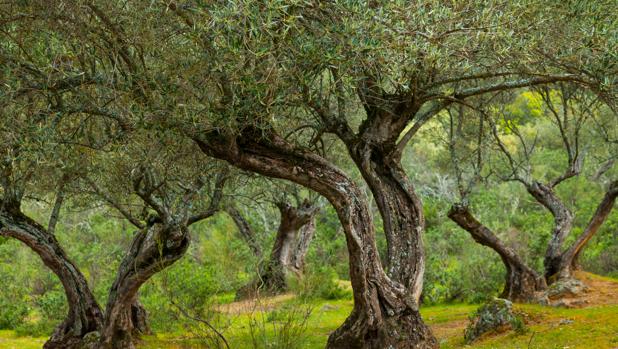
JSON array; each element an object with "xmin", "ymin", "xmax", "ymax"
[
  {"xmin": 0, "ymin": 299, "xmax": 29, "ymax": 330},
  {"xmin": 248, "ymin": 304, "xmax": 313, "ymax": 349},
  {"xmin": 14, "ymin": 319, "xmax": 55, "ymax": 337},
  {"xmin": 290, "ymin": 266, "xmax": 351, "ymax": 301},
  {"xmin": 35, "ymin": 288, "xmax": 67, "ymax": 323}
]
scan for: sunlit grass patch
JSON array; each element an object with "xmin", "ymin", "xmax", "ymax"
[{"xmin": 0, "ymin": 330, "xmax": 46, "ymax": 349}]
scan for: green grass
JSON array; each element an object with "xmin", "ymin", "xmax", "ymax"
[
  {"xmin": 2, "ymin": 301, "xmax": 617, "ymax": 348},
  {"xmin": 140, "ymin": 298, "xmax": 354, "ymax": 349},
  {"xmin": 439, "ymin": 303, "xmax": 618, "ymax": 349},
  {"xmin": 140, "ymin": 301, "xmax": 618, "ymax": 349},
  {"xmin": 0, "ymin": 330, "xmax": 46, "ymax": 349}
]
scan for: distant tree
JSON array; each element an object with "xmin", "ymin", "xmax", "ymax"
[
  {"xmin": 489, "ymin": 86, "xmax": 618, "ymax": 282},
  {"xmin": 442, "ymin": 104, "xmax": 547, "ymax": 302},
  {"xmin": 231, "ymin": 195, "xmax": 319, "ymax": 298},
  {"xmin": 83, "ymin": 131, "xmax": 229, "ymax": 349}
]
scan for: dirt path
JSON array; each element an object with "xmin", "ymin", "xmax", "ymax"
[
  {"xmin": 549, "ymin": 271, "xmax": 618, "ymax": 308},
  {"xmin": 215, "ymin": 293, "xmax": 295, "ymax": 314}
]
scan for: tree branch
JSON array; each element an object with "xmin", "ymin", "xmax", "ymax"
[
  {"xmin": 187, "ymin": 171, "xmax": 228, "ymax": 226},
  {"xmin": 453, "ymin": 75, "xmax": 583, "ymax": 100},
  {"xmin": 47, "ymin": 181, "xmax": 67, "ymax": 235},
  {"xmin": 85, "ymin": 178, "xmax": 145, "ymax": 229}
]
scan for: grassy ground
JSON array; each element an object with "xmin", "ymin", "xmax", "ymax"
[
  {"xmin": 0, "ymin": 330, "xmax": 45, "ymax": 349},
  {"xmin": 2, "ymin": 273, "xmax": 618, "ymax": 348},
  {"xmin": 1, "ymin": 302, "xmax": 617, "ymax": 348}
]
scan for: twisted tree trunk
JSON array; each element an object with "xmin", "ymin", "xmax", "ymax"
[
  {"xmin": 261, "ymin": 201, "xmax": 317, "ymax": 291},
  {"xmin": 555, "ymin": 180, "xmax": 618, "ymax": 280},
  {"xmin": 0, "ymin": 209, "xmax": 103, "ymax": 349},
  {"xmin": 234, "ymin": 200, "xmax": 317, "ymax": 297},
  {"xmin": 448, "ymin": 204, "xmax": 547, "ymax": 302},
  {"xmin": 526, "ymin": 180, "xmax": 618, "ymax": 282},
  {"xmin": 525, "ymin": 181, "xmax": 574, "ymax": 281},
  {"xmin": 348, "ymin": 146, "xmax": 426, "ymax": 302},
  {"xmin": 323, "ymin": 99, "xmax": 436, "ymax": 347},
  {"xmin": 194, "ymin": 129, "xmax": 438, "ymax": 349},
  {"xmin": 98, "ymin": 221, "xmax": 189, "ymax": 349}
]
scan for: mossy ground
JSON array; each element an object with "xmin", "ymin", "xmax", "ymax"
[{"xmin": 2, "ymin": 273, "xmax": 617, "ymax": 349}]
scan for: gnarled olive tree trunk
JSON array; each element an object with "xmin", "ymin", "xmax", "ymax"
[
  {"xmin": 233, "ymin": 200, "xmax": 317, "ymax": 297},
  {"xmin": 0, "ymin": 209, "xmax": 103, "ymax": 349},
  {"xmin": 526, "ymin": 180, "xmax": 618, "ymax": 282},
  {"xmin": 448, "ymin": 204, "xmax": 547, "ymax": 302},
  {"xmin": 194, "ymin": 129, "xmax": 438, "ymax": 349},
  {"xmin": 260, "ymin": 201, "xmax": 317, "ymax": 292},
  {"xmin": 98, "ymin": 221, "xmax": 189, "ymax": 349},
  {"xmin": 317, "ymin": 94, "xmax": 437, "ymax": 347},
  {"xmin": 348, "ymin": 145, "xmax": 426, "ymax": 302},
  {"xmin": 554, "ymin": 180, "xmax": 618, "ymax": 280},
  {"xmin": 525, "ymin": 181, "xmax": 574, "ymax": 281}
]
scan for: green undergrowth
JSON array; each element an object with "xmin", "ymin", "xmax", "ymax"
[
  {"xmin": 141, "ymin": 301, "xmax": 618, "ymax": 349},
  {"xmin": 440, "ymin": 303, "xmax": 618, "ymax": 349},
  {"xmin": 137, "ymin": 299, "xmax": 618, "ymax": 349},
  {"xmin": 0, "ymin": 330, "xmax": 45, "ymax": 349},
  {"xmin": 1, "ymin": 301, "xmax": 617, "ymax": 348}
]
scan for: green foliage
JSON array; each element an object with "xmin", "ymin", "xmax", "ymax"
[
  {"xmin": 33, "ymin": 288, "xmax": 66, "ymax": 324},
  {"xmin": 14, "ymin": 319, "xmax": 56, "ymax": 338},
  {"xmin": 0, "ymin": 299, "xmax": 29, "ymax": 330},
  {"xmin": 305, "ymin": 207, "xmax": 349, "ymax": 280},
  {"xmin": 0, "ymin": 244, "xmax": 33, "ymax": 330},
  {"xmin": 290, "ymin": 266, "xmax": 352, "ymax": 301},
  {"xmin": 509, "ymin": 315, "xmax": 528, "ymax": 335}
]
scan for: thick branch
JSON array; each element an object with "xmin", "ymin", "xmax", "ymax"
[
  {"xmin": 454, "ymin": 75, "xmax": 583, "ymax": 100},
  {"xmin": 563, "ymin": 180, "xmax": 618, "ymax": 265}
]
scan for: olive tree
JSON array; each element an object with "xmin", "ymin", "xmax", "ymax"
[{"xmin": 5, "ymin": 0, "xmax": 614, "ymax": 348}]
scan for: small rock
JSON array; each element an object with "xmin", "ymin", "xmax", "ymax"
[
  {"xmin": 546, "ymin": 278, "xmax": 588, "ymax": 299},
  {"xmin": 464, "ymin": 298, "xmax": 519, "ymax": 344},
  {"xmin": 559, "ymin": 319, "xmax": 574, "ymax": 325},
  {"xmin": 80, "ymin": 331, "xmax": 101, "ymax": 349}
]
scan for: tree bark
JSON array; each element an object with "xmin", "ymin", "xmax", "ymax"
[
  {"xmin": 447, "ymin": 204, "xmax": 547, "ymax": 302},
  {"xmin": 290, "ymin": 213, "xmax": 317, "ymax": 273},
  {"xmin": 193, "ymin": 129, "xmax": 438, "ymax": 349},
  {"xmin": 525, "ymin": 181, "xmax": 574, "ymax": 281},
  {"xmin": 98, "ymin": 221, "xmax": 189, "ymax": 349},
  {"xmin": 0, "ymin": 209, "xmax": 103, "ymax": 349},
  {"xmin": 347, "ymin": 145, "xmax": 426, "ymax": 302},
  {"xmin": 555, "ymin": 180, "xmax": 618, "ymax": 279},
  {"xmin": 323, "ymin": 96, "xmax": 437, "ymax": 347}
]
